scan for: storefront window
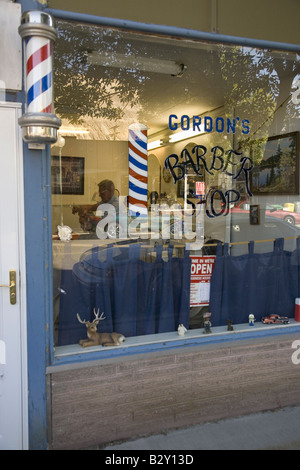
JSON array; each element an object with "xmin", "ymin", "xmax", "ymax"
[{"xmin": 51, "ymin": 19, "xmax": 300, "ymax": 351}]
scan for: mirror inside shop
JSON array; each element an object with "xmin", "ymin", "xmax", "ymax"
[{"xmin": 51, "ymin": 19, "xmax": 300, "ymax": 349}]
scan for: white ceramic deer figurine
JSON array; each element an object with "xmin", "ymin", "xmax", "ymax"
[{"xmin": 77, "ymin": 308, "xmax": 125, "ymax": 347}]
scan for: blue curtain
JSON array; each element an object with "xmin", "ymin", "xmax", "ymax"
[
  {"xmin": 209, "ymin": 237, "xmax": 300, "ymax": 326},
  {"xmin": 136, "ymin": 245, "xmax": 191, "ymax": 335},
  {"xmin": 57, "ymin": 244, "xmax": 191, "ymax": 346}
]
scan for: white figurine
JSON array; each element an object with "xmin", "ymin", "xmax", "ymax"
[
  {"xmin": 249, "ymin": 314, "xmax": 255, "ymax": 326},
  {"xmin": 177, "ymin": 324, "xmax": 187, "ymax": 336},
  {"xmin": 57, "ymin": 225, "xmax": 72, "ymax": 242}
]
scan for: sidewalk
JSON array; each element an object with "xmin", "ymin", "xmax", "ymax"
[{"xmin": 103, "ymin": 406, "xmax": 300, "ymax": 450}]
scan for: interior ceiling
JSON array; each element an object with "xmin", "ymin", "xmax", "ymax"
[{"xmin": 53, "ymin": 20, "xmax": 299, "ymax": 141}]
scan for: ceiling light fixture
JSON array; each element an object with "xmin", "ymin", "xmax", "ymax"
[
  {"xmin": 148, "ymin": 139, "xmax": 164, "ymax": 151},
  {"xmin": 86, "ymin": 51, "xmax": 186, "ymax": 77},
  {"xmin": 169, "ymin": 127, "xmax": 205, "ymax": 143},
  {"xmin": 58, "ymin": 128, "xmax": 89, "ymax": 136}
]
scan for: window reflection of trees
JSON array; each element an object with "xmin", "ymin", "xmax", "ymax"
[
  {"xmin": 53, "ymin": 21, "xmax": 147, "ymax": 126},
  {"xmin": 220, "ymin": 46, "xmax": 299, "ymax": 150},
  {"xmin": 53, "ymin": 20, "xmax": 300, "ymax": 155}
]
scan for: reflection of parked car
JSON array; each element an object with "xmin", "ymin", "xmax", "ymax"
[
  {"xmin": 168, "ymin": 211, "xmax": 300, "ymax": 256},
  {"xmin": 231, "ymin": 201, "xmax": 300, "ymax": 225},
  {"xmin": 262, "ymin": 314, "xmax": 289, "ymax": 324},
  {"xmin": 203, "ymin": 213, "xmax": 300, "ymax": 255}
]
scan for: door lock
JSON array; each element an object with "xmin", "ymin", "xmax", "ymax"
[{"xmin": 0, "ymin": 270, "xmax": 16, "ymax": 305}]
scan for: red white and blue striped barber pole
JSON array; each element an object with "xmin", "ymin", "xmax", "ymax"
[
  {"xmin": 18, "ymin": 11, "xmax": 61, "ymax": 143},
  {"xmin": 25, "ymin": 34, "xmax": 53, "ymax": 114},
  {"xmin": 128, "ymin": 123, "xmax": 148, "ymax": 216}
]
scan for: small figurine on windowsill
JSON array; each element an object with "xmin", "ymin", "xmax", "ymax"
[
  {"xmin": 77, "ymin": 308, "xmax": 125, "ymax": 347},
  {"xmin": 203, "ymin": 312, "xmax": 212, "ymax": 334},
  {"xmin": 57, "ymin": 224, "xmax": 73, "ymax": 242},
  {"xmin": 227, "ymin": 319, "xmax": 234, "ymax": 331},
  {"xmin": 249, "ymin": 314, "xmax": 256, "ymax": 327},
  {"xmin": 177, "ymin": 324, "xmax": 187, "ymax": 336}
]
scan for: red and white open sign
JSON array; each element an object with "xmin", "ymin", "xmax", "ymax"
[
  {"xmin": 196, "ymin": 181, "xmax": 205, "ymax": 195},
  {"xmin": 190, "ymin": 256, "xmax": 215, "ymax": 306}
]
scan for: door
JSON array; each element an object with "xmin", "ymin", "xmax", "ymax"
[{"xmin": 0, "ymin": 103, "xmax": 28, "ymax": 449}]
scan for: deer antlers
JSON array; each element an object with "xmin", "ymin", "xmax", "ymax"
[{"xmin": 77, "ymin": 308, "xmax": 106, "ymax": 325}]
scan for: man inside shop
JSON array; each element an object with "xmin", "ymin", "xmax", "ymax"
[{"xmin": 72, "ymin": 179, "xmax": 119, "ymax": 232}]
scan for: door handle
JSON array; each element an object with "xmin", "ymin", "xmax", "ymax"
[{"xmin": 0, "ymin": 270, "xmax": 16, "ymax": 305}]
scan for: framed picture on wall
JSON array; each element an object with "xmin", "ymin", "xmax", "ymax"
[
  {"xmin": 250, "ymin": 132, "xmax": 299, "ymax": 195},
  {"xmin": 51, "ymin": 156, "xmax": 85, "ymax": 195}
]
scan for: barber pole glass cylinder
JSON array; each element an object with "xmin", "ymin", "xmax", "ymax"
[
  {"xmin": 18, "ymin": 11, "xmax": 61, "ymax": 143},
  {"xmin": 25, "ymin": 33, "xmax": 53, "ymax": 114},
  {"xmin": 128, "ymin": 123, "xmax": 148, "ymax": 216}
]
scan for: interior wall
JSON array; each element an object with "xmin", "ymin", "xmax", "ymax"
[{"xmin": 51, "ymin": 137, "xmax": 128, "ymax": 231}]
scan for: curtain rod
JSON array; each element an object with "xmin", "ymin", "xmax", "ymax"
[
  {"xmin": 204, "ymin": 236, "xmax": 299, "ymax": 247},
  {"xmin": 45, "ymin": 8, "xmax": 300, "ymax": 53},
  {"xmin": 70, "ymin": 236, "xmax": 299, "ymax": 248},
  {"xmin": 110, "ymin": 236, "xmax": 300, "ymax": 247}
]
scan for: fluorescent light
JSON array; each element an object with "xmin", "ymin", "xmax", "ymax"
[
  {"xmin": 86, "ymin": 51, "xmax": 186, "ymax": 77},
  {"xmin": 169, "ymin": 127, "xmax": 205, "ymax": 143},
  {"xmin": 148, "ymin": 140, "xmax": 164, "ymax": 151},
  {"xmin": 58, "ymin": 128, "xmax": 89, "ymax": 135}
]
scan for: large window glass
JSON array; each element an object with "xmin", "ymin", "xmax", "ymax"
[{"xmin": 51, "ymin": 19, "xmax": 300, "ymax": 351}]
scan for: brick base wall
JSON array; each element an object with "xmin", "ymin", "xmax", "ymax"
[{"xmin": 49, "ymin": 333, "xmax": 300, "ymax": 450}]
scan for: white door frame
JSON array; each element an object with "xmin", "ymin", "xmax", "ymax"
[{"xmin": 0, "ymin": 102, "xmax": 28, "ymax": 449}]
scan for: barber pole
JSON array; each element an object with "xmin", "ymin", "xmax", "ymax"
[
  {"xmin": 128, "ymin": 123, "xmax": 148, "ymax": 216},
  {"xmin": 18, "ymin": 11, "xmax": 61, "ymax": 143},
  {"xmin": 25, "ymin": 35, "xmax": 53, "ymax": 114}
]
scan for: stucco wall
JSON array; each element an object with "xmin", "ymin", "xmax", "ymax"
[{"xmin": 47, "ymin": 0, "xmax": 300, "ymax": 46}]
